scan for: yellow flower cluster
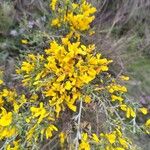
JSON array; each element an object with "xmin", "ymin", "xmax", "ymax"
[
  {"xmin": 30, "ymin": 102, "xmax": 49, "ymax": 124},
  {"xmin": 18, "ymin": 39, "xmax": 111, "ymax": 120},
  {"xmin": 51, "ymin": 0, "xmax": 96, "ymax": 32},
  {"xmin": 44, "ymin": 40, "xmax": 111, "ymax": 114},
  {"xmin": 78, "ymin": 128, "xmax": 130, "ymax": 150},
  {"xmin": 0, "ymin": 87, "xmax": 29, "ymax": 143},
  {"xmin": 6, "ymin": 140, "xmax": 20, "ymax": 150},
  {"xmin": 106, "ymin": 80, "xmax": 137, "ymax": 119},
  {"xmin": 0, "ymin": 107, "xmax": 16, "ymax": 140},
  {"xmin": 66, "ymin": 2, "xmax": 96, "ymax": 31},
  {"xmin": 120, "ymin": 105, "xmax": 135, "ymax": 118},
  {"xmin": 50, "ymin": 0, "xmax": 57, "ymax": 11},
  {"xmin": 79, "ymin": 133, "xmax": 90, "ymax": 150}
]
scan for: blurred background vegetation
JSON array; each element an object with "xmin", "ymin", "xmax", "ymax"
[{"xmin": 0, "ymin": 0, "xmax": 150, "ymax": 149}]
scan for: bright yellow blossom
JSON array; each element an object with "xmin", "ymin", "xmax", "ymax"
[
  {"xmin": 21, "ymin": 39, "xmax": 28, "ymax": 44},
  {"xmin": 45, "ymin": 124, "xmax": 58, "ymax": 139},
  {"xmin": 59, "ymin": 132, "xmax": 66, "ymax": 147},
  {"xmin": 111, "ymin": 95, "xmax": 124, "ymax": 102},
  {"xmin": 92, "ymin": 133, "xmax": 100, "ymax": 143},
  {"xmin": 50, "ymin": 0, "xmax": 57, "ymax": 11},
  {"xmin": 0, "ymin": 127, "xmax": 16, "ymax": 140},
  {"xmin": 84, "ymin": 95, "xmax": 91, "ymax": 103},
  {"xmin": 119, "ymin": 75, "xmax": 130, "ymax": 81},
  {"xmin": 0, "ymin": 79, "xmax": 3, "ymax": 85},
  {"xmin": 119, "ymin": 137, "xmax": 128, "ymax": 148},
  {"xmin": 108, "ymin": 84, "xmax": 127, "ymax": 93},
  {"xmin": 6, "ymin": 140, "xmax": 20, "ymax": 150},
  {"xmin": 2, "ymin": 88, "xmax": 9, "ymax": 97},
  {"xmin": 120, "ymin": 105, "xmax": 135, "ymax": 118},
  {"xmin": 139, "ymin": 107, "xmax": 148, "ymax": 115},
  {"xmin": 26, "ymin": 125, "xmax": 36, "ymax": 140},
  {"xmin": 30, "ymin": 102, "xmax": 49, "ymax": 124},
  {"xmin": 51, "ymin": 18, "xmax": 61, "ymax": 27},
  {"xmin": 79, "ymin": 133, "xmax": 90, "ymax": 150},
  {"xmin": 105, "ymin": 132, "xmax": 116, "ymax": 144},
  {"xmin": 145, "ymin": 119, "xmax": 150, "ymax": 127},
  {"xmin": 21, "ymin": 62, "xmax": 35, "ymax": 74},
  {"xmin": 126, "ymin": 107, "xmax": 136, "ymax": 118},
  {"xmin": 65, "ymin": 81, "xmax": 72, "ymax": 90},
  {"xmin": 0, "ymin": 108, "xmax": 12, "ymax": 127}
]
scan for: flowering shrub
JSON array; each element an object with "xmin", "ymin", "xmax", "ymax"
[{"xmin": 0, "ymin": 0, "xmax": 150, "ymax": 149}]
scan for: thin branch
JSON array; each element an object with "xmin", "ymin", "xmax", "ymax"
[{"xmin": 75, "ymin": 98, "xmax": 83, "ymax": 150}]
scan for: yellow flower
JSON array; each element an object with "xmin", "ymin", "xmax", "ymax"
[
  {"xmin": 66, "ymin": 102, "xmax": 76, "ymax": 112},
  {"xmin": 92, "ymin": 133, "xmax": 100, "ymax": 143},
  {"xmin": 72, "ymin": 3, "xmax": 78, "ymax": 10},
  {"xmin": 79, "ymin": 73, "xmax": 94, "ymax": 84},
  {"xmin": 87, "ymin": 68, "xmax": 96, "ymax": 77},
  {"xmin": 0, "ymin": 127, "xmax": 16, "ymax": 140},
  {"xmin": 108, "ymin": 84, "xmax": 127, "ymax": 93},
  {"xmin": 139, "ymin": 107, "xmax": 148, "ymax": 115},
  {"xmin": 0, "ymin": 79, "xmax": 3, "ymax": 85},
  {"xmin": 22, "ymin": 77, "xmax": 31, "ymax": 86},
  {"xmin": 26, "ymin": 125, "xmax": 36, "ymax": 140},
  {"xmin": 2, "ymin": 89, "xmax": 9, "ymax": 97},
  {"xmin": 25, "ymin": 118, "xmax": 30, "ymax": 123},
  {"xmin": 84, "ymin": 95, "xmax": 91, "ymax": 103},
  {"xmin": 126, "ymin": 107, "xmax": 136, "ymax": 118},
  {"xmin": 65, "ymin": 81, "xmax": 72, "ymax": 90},
  {"xmin": 119, "ymin": 137, "xmax": 128, "ymax": 148},
  {"xmin": 119, "ymin": 75, "xmax": 129, "ymax": 81},
  {"xmin": 13, "ymin": 95, "xmax": 26, "ymax": 113},
  {"xmin": 116, "ymin": 128, "xmax": 122, "ymax": 137},
  {"xmin": 50, "ymin": 0, "xmax": 57, "ymax": 11},
  {"xmin": 120, "ymin": 104, "xmax": 127, "ymax": 111},
  {"xmin": 13, "ymin": 103, "xmax": 20, "ymax": 113},
  {"xmin": 30, "ymin": 102, "xmax": 49, "ymax": 124},
  {"xmin": 79, "ymin": 141, "xmax": 90, "ymax": 150},
  {"xmin": 28, "ymin": 54, "xmax": 36, "ymax": 61},
  {"xmin": 111, "ymin": 95, "xmax": 124, "ymax": 102},
  {"xmin": 55, "ymin": 104, "xmax": 61, "ymax": 118},
  {"xmin": 45, "ymin": 124, "xmax": 58, "ymax": 139},
  {"xmin": 0, "ymin": 108, "xmax": 12, "ymax": 127},
  {"xmin": 105, "ymin": 132, "xmax": 116, "ymax": 144},
  {"xmin": 82, "ymin": 133, "xmax": 88, "ymax": 141},
  {"xmin": 57, "ymin": 74, "xmax": 66, "ymax": 82},
  {"xmin": 145, "ymin": 119, "xmax": 150, "ymax": 127},
  {"xmin": 59, "ymin": 132, "xmax": 66, "ymax": 147},
  {"xmin": 62, "ymin": 37, "xmax": 70, "ymax": 45},
  {"xmin": 30, "ymin": 93, "xmax": 38, "ymax": 102},
  {"xmin": 6, "ymin": 140, "xmax": 20, "ymax": 150},
  {"xmin": 79, "ymin": 133, "xmax": 90, "ymax": 150},
  {"xmin": 35, "ymin": 71, "xmax": 44, "ymax": 81},
  {"xmin": 21, "ymin": 62, "xmax": 34, "ymax": 74},
  {"xmin": 65, "ymin": 1, "xmax": 96, "ymax": 32},
  {"xmin": 100, "ymin": 66, "xmax": 108, "ymax": 71},
  {"xmin": 21, "ymin": 39, "xmax": 28, "ymax": 44},
  {"xmin": 81, "ymin": 1, "xmax": 97, "ymax": 15},
  {"xmin": 120, "ymin": 86, "xmax": 127, "ymax": 93},
  {"xmin": 51, "ymin": 18, "xmax": 61, "ymax": 27}
]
